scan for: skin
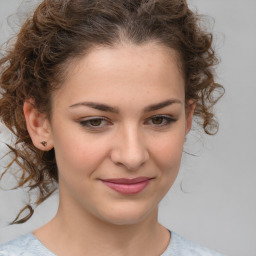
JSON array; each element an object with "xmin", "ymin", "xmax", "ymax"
[{"xmin": 24, "ymin": 42, "xmax": 195, "ymax": 256}]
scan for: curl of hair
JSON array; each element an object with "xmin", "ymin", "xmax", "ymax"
[{"xmin": 0, "ymin": 0, "xmax": 224, "ymax": 223}]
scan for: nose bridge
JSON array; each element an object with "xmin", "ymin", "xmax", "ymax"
[{"xmin": 111, "ymin": 122, "xmax": 149, "ymax": 170}]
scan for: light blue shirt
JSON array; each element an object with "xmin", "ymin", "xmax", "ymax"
[{"xmin": 0, "ymin": 231, "xmax": 225, "ymax": 255}]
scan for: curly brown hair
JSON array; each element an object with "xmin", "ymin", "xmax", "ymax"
[{"xmin": 0, "ymin": 0, "xmax": 224, "ymax": 224}]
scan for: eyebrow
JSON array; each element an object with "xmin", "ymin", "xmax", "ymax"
[
  {"xmin": 143, "ymin": 99, "xmax": 182, "ymax": 112},
  {"xmin": 69, "ymin": 102, "xmax": 119, "ymax": 113},
  {"xmin": 69, "ymin": 99, "xmax": 182, "ymax": 113}
]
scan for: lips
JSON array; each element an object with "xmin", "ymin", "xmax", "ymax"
[{"xmin": 100, "ymin": 177, "xmax": 153, "ymax": 195}]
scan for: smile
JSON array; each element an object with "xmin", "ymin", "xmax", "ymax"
[{"xmin": 100, "ymin": 177, "xmax": 153, "ymax": 195}]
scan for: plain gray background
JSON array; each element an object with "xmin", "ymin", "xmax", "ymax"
[{"xmin": 0, "ymin": 1, "xmax": 255, "ymax": 255}]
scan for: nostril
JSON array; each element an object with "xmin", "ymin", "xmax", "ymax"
[
  {"xmin": 110, "ymin": 148, "xmax": 149, "ymax": 171},
  {"xmin": 109, "ymin": 130, "xmax": 149, "ymax": 170}
]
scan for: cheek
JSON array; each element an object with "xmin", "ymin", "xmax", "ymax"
[
  {"xmin": 52, "ymin": 124, "xmax": 109, "ymax": 179},
  {"xmin": 146, "ymin": 129, "xmax": 185, "ymax": 202},
  {"xmin": 152, "ymin": 130, "xmax": 185, "ymax": 170}
]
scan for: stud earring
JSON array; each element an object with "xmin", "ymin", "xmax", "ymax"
[{"xmin": 41, "ymin": 141, "xmax": 47, "ymax": 147}]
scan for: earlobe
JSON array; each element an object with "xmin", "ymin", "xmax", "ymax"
[
  {"xmin": 23, "ymin": 100, "xmax": 53, "ymax": 151},
  {"xmin": 185, "ymin": 100, "xmax": 196, "ymax": 135}
]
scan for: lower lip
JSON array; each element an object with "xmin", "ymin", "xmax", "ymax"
[{"xmin": 102, "ymin": 180, "xmax": 151, "ymax": 195}]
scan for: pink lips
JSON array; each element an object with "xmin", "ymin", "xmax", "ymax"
[{"xmin": 101, "ymin": 177, "xmax": 152, "ymax": 195}]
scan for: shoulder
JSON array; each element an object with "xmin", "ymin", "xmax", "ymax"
[
  {"xmin": 162, "ymin": 232, "xmax": 226, "ymax": 256},
  {"xmin": 0, "ymin": 233, "xmax": 55, "ymax": 256}
]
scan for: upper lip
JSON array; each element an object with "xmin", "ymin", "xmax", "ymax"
[{"xmin": 100, "ymin": 177, "xmax": 153, "ymax": 184}]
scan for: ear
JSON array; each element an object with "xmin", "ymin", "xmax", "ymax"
[
  {"xmin": 23, "ymin": 99, "xmax": 53, "ymax": 151},
  {"xmin": 185, "ymin": 100, "xmax": 196, "ymax": 135}
]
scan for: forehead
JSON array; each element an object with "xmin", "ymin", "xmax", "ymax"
[
  {"xmin": 52, "ymin": 43, "xmax": 185, "ymax": 109},
  {"xmin": 60, "ymin": 42, "xmax": 183, "ymax": 81}
]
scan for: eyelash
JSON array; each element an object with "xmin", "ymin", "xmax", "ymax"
[
  {"xmin": 79, "ymin": 117, "xmax": 111, "ymax": 129},
  {"xmin": 145, "ymin": 115, "xmax": 176, "ymax": 127},
  {"xmin": 79, "ymin": 115, "xmax": 176, "ymax": 130}
]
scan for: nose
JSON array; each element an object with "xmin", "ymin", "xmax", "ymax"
[{"xmin": 110, "ymin": 125, "xmax": 149, "ymax": 170}]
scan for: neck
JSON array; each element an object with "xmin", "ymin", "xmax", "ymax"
[{"xmin": 34, "ymin": 200, "xmax": 170, "ymax": 256}]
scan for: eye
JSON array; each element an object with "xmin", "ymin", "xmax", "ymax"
[
  {"xmin": 88, "ymin": 119, "xmax": 103, "ymax": 126},
  {"xmin": 151, "ymin": 116, "xmax": 165, "ymax": 125},
  {"xmin": 145, "ymin": 115, "xmax": 176, "ymax": 127},
  {"xmin": 79, "ymin": 117, "xmax": 111, "ymax": 129}
]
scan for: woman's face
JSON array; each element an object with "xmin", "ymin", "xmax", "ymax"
[{"xmin": 48, "ymin": 43, "xmax": 194, "ymax": 225}]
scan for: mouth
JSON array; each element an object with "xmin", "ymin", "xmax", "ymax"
[{"xmin": 100, "ymin": 177, "xmax": 153, "ymax": 195}]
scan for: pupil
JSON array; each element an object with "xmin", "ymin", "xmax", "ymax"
[
  {"xmin": 152, "ymin": 117, "xmax": 163, "ymax": 124},
  {"xmin": 90, "ymin": 119, "xmax": 102, "ymax": 126}
]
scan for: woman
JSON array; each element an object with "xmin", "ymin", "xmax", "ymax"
[{"xmin": 0, "ymin": 0, "xmax": 225, "ymax": 255}]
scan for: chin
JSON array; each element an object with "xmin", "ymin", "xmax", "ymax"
[{"xmin": 95, "ymin": 203, "xmax": 158, "ymax": 226}]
